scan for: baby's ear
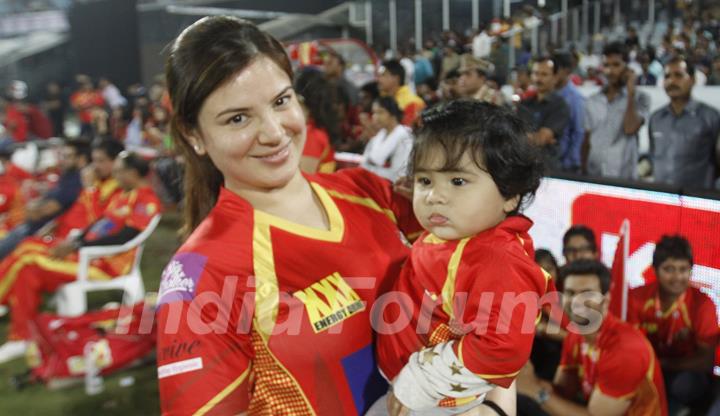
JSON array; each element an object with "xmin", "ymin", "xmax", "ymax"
[{"xmin": 503, "ymin": 195, "xmax": 521, "ymax": 214}]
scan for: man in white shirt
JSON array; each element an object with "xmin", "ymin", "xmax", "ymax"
[
  {"xmin": 98, "ymin": 77, "xmax": 127, "ymax": 109},
  {"xmin": 472, "ymin": 24, "xmax": 493, "ymax": 59}
]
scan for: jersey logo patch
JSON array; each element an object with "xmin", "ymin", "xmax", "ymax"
[
  {"xmin": 158, "ymin": 253, "xmax": 208, "ymax": 305},
  {"xmin": 293, "ymin": 272, "xmax": 366, "ymax": 333}
]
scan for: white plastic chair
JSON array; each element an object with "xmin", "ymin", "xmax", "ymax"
[{"xmin": 55, "ymin": 215, "xmax": 162, "ymax": 317}]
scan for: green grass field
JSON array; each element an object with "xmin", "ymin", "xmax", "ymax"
[{"xmin": 0, "ymin": 213, "xmax": 182, "ymax": 415}]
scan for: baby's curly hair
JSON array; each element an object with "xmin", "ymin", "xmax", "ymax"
[{"xmin": 409, "ymin": 100, "xmax": 545, "ymax": 214}]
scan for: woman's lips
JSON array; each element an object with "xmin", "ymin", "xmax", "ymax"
[{"xmin": 254, "ymin": 144, "xmax": 289, "ymax": 164}]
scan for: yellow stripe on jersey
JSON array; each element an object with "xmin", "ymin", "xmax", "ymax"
[
  {"xmin": 99, "ymin": 178, "xmax": 120, "ymax": 203},
  {"xmin": 318, "ymin": 161, "xmax": 337, "ymax": 174},
  {"xmin": 251, "ymin": 221, "xmax": 280, "ymax": 338},
  {"xmin": 193, "ymin": 367, "xmax": 250, "ymax": 416},
  {"xmin": 13, "ymin": 242, "xmax": 53, "ymax": 256},
  {"xmin": 0, "ymin": 253, "xmax": 111, "ymax": 301},
  {"xmin": 423, "ymin": 233, "xmax": 447, "ymax": 244},
  {"xmin": 678, "ymin": 301, "xmax": 692, "ymax": 329},
  {"xmin": 251, "ymin": 216, "xmax": 316, "ymax": 414},
  {"xmin": 254, "ymin": 183, "xmax": 344, "ymax": 243},
  {"xmin": 33, "ymin": 255, "xmax": 112, "ymax": 280},
  {"xmin": 441, "ymin": 237, "xmax": 471, "ymax": 320},
  {"xmin": 325, "ymin": 189, "xmax": 397, "ymax": 224}
]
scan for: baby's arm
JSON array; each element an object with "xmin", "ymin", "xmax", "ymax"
[
  {"xmin": 392, "ymin": 341, "xmax": 495, "ymax": 411},
  {"xmin": 393, "ymin": 251, "xmax": 541, "ymax": 411}
]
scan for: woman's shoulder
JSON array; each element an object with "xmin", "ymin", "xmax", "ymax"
[
  {"xmin": 309, "ymin": 168, "xmax": 393, "ymax": 199},
  {"xmin": 174, "ymin": 201, "xmax": 255, "ymax": 271},
  {"xmin": 157, "ymin": 215, "xmax": 255, "ymax": 306}
]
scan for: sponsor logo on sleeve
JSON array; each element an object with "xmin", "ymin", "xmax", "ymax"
[{"xmin": 158, "ymin": 253, "xmax": 208, "ymax": 305}]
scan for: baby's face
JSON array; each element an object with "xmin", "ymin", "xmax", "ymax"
[{"xmin": 412, "ymin": 151, "xmax": 515, "ymax": 240}]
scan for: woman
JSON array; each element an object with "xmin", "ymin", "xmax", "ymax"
[
  {"xmin": 361, "ymin": 97, "xmax": 413, "ymax": 182},
  {"xmin": 157, "ymin": 16, "xmax": 513, "ymax": 416},
  {"xmin": 294, "ymin": 68, "xmax": 338, "ymax": 174}
]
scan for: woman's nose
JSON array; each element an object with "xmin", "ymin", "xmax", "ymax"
[{"xmin": 257, "ymin": 112, "xmax": 284, "ymax": 145}]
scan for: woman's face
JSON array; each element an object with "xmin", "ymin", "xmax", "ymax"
[{"xmin": 189, "ymin": 56, "xmax": 306, "ymax": 194}]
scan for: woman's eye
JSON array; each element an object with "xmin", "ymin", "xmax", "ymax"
[
  {"xmin": 451, "ymin": 178, "xmax": 467, "ymax": 186},
  {"xmin": 228, "ymin": 114, "xmax": 246, "ymax": 125},
  {"xmin": 275, "ymin": 95, "xmax": 291, "ymax": 107},
  {"xmin": 416, "ymin": 177, "xmax": 431, "ymax": 186}
]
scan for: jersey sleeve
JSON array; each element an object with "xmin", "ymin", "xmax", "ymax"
[
  {"xmin": 324, "ymin": 168, "xmax": 422, "ymax": 239},
  {"xmin": 452, "ymin": 248, "xmax": 546, "ymax": 388},
  {"xmin": 694, "ymin": 292, "xmax": 720, "ymax": 347},
  {"xmin": 595, "ymin": 339, "xmax": 649, "ymax": 399},
  {"xmin": 127, "ymin": 190, "xmax": 161, "ymax": 230},
  {"xmin": 156, "ymin": 249, "xmax": 254, "ymax": 415}
]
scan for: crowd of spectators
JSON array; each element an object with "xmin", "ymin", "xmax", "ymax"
[{"xmin": 519, "ymin": 224, "xmax": 720, "ymax": 416}]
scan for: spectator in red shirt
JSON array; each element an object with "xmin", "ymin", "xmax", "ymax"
[
  {"xmin": 518, "ymin": 260, "xmax": 668, "ymax": 416},
  {"xmin": 2, "ymin": 100, "xmax": 28, "ymax": 143},
  {"xmin": 70, "ymin": 75, "xmax": 105, "ymax": 137},
  {"xmin": 628, "ymin": 235, "xmax": 719, "ymax": 414}
]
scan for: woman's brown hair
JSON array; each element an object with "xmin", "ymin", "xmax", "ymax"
[{"xmin": 165, "ymin": 16, "xmax": 293, "ymax": 239}]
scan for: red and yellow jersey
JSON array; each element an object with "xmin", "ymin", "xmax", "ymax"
[
  {"xmin": 156, "ymin": 168, "xmax": 420, "ymax": 416},
  {"xmin": 628, "ymin": 282, "xmax": 719, "ymax": 359},
  {"xmin": 84, "ymin": 185, "xmax": 161, "ymax": 275},
  {"xmin": 303, "ymin": 120, "xmax": 336, "ymax": 173},
  {"xmin": 54, "ymin": 178, "xmax": 121, "ymax": 239},
  {"xmin": 0, "ymin": 174, "xmax": 25, "ymax": 235},
  {"xmin": 70, "ymin": 90, "xmax": 104, "ymax": 124},
  {"xmin": 393, "ymin": 85, "xmax": 426, "ymax": 126},
  {"xmin": 377, "ymin": 216, "xmax": 554, "ymax": 389},
  {"xmin": 560, "ymin": 314, "xmax": 667, "ymax": 416}
]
